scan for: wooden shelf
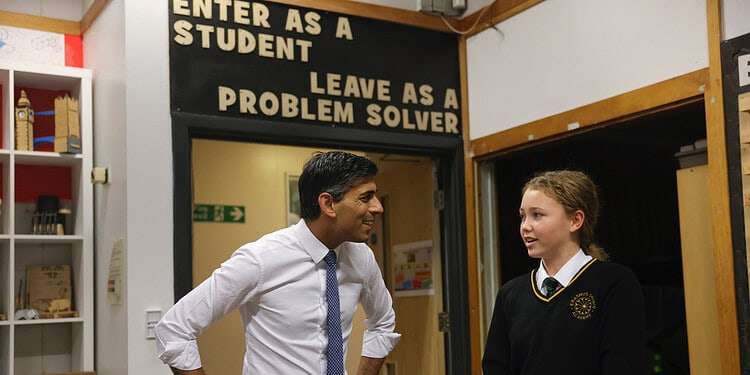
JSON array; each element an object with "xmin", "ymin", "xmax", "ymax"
[
  {"xmin": 14, "ymin": 151, "xmax": 83, "ymax": 167},
  {"xmin": 14, "ymin": 235, "xmax": 84, "ymax": 244},
  {"xmin": 13, "ymin": 317, "xmax": 83, "ymax": 326}
]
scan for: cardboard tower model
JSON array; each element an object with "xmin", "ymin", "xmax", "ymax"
[
  {"xmin": 15, "ymin": 90, "xmax": 34, "ymax": 151},
  {"xmin": 54, "ymin": 94, "xmax": 81, "ymax": 154}
]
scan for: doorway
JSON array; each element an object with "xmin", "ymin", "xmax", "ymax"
[
  {"xmin": 482, "ymin": 100, "xmax": 720, "ymax": 374},
  {"xmin": 190, "ymin": 140, "xmax": 446, "ymax": 374}
]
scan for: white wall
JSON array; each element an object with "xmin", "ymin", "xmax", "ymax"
[
  {"xmin": 466, "ymin": 0, "xmax": 709, "ymax": 140},
  {"xmin": 83, "ymin": 0, "xmax": 128, "ymax": 373},
  {"xmin": 465, "ymin": 0, "xmax": 494, "ymax": 18},
  {"xmin": 0, "ymin": 0, "xmax": 83, "ymax": 22},
  {"xmin": 723, "ymin": 0, "xmax": 750, "ymax": 40},
  {"xmin": 83, "ymin": 0, "xmax": 95, "ymax": 14},
  {"xmin": 123, "ymin": 0, "xmax": 173, "ymax": 373},
  {"xmin": 356, "ymin": 0, "xmax": 419, "ymax": 10}
]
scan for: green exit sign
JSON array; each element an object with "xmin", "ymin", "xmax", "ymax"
[{"xmin": 193, "ymin": 204, "xmax": 245, "ymax": 223}]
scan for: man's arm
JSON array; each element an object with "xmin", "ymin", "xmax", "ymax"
[
  {"xmin": 358, "ymin": 249, "xmax": 401, "ymax": 362},
  {"xmin": 357, "ymin": 356, "xmax": 385, "ymax": 375},
  {"xmin": 155, "ymin": 246, "xmax": 262, "ymax": 371}
]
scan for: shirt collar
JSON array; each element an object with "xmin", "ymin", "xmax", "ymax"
[
  {"xmin": 294, "ymin": 219, "xmax": 341, "ymax": 264},
  {"xmin": 536, "ymin": 249, "xmax": 592, "ymax": 288}
]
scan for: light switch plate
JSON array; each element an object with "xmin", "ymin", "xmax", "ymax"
[{"xmin": 146, "ymin": 309, "xmax": 162, "ymax": 340}]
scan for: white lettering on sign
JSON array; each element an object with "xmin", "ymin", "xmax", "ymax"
[
  {"xmin": 444, "ymin": 88, "xmax": 459, "ymax": 109},
  {"xmin": 285, "ymin": 9, "xmax": 322, "ymax": 35},
  {"xmin": 336, "ymin": 17, "xmax": 353, "ymax": 40},
  {"xmin": 740, "ymin": 54, "xmax": 750, "ymax": 87},
  {"xmin": 172, "ymin": 2, "xmax": 462, "ymax": 136},
  {"xmin": 173, "ymin": 0, "xmax": 271, "ymax": 27},
  {"xmin": 309, "ymin": 72, "xmax": 390, "ymax": 102},
  {"xmin": 174, "ymin": 20, "xmax": 313, "ymax": 62},
  {"xmin": 218, "ymin": 86, "xmax": 354, "ymax": 124},
  {"xmin": 218, "ymin": 85, "xmax": 459, "ymax": 134},
  {"xmin": 365, "ymin": 103, "xmax": 459, "ymax": 134}
]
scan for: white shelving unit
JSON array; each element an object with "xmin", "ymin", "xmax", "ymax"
[{"xmin": 0, "ymin": 61, "xmax": 93, "ymax": 375}]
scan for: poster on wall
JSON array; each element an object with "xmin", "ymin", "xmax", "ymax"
[
  {"xmin": 168, "ymin": 0, "xmax": 461, "ymax": 137},
  {"xmin": 286, "ymin": 173, "xmax": 301, "ymax": 226},
  {"xmin": 393, "ymin": 240, "xmax": 434, "ymax": 297},
  {"xmin": 107, "ymin": 238, "xmax": 124, "ymax": 305}
]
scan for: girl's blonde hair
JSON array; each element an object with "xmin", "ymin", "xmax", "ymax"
[{"xmin": 522, "ymin": 170, "xmax": 609, "ymax": 261}]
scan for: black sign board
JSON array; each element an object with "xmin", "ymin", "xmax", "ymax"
[{"xmin": 168, "ymin": 0, "xmax": 461, "ymax": 137}]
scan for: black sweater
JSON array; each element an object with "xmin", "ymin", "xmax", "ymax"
[{"xmin": 482, "ymin": 259, "xmax": 646, "ymax": 375}]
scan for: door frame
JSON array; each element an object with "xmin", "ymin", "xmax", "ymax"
[
  {"xmin": 171, "ymin": 111, "xmax": 471, "ymax": 374},
  {"xmin": 462, "ymin": 66, "xmax": 745, "ymax": 373}
]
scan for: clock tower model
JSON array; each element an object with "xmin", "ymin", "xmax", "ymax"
[{"xmin": 15, "ymin": 90, "xmax": 34, "ymax": 151}]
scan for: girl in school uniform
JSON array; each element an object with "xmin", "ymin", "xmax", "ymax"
[{"xmin": 482, "ymin": 170, "xmax": 646, "ymax": 375}]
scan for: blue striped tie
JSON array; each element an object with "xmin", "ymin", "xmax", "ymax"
[{"xmin": 324, "ymin": 251, "xmax": 345, "ymax": 375}]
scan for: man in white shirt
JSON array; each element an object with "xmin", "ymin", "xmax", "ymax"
[{"xmin": 155, "ymin": 151, "xmax": 400, "ymax": 375}]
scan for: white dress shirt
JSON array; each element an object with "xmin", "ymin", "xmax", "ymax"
[
  {"xmin": 535, "ymin": 249, "xmax": 593, "ymax": 291},
  {"xmin": 155, "ymin": 219, "xmax": 400, "ymax": 374}
]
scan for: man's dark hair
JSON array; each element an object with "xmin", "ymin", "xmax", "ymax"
[{"xmin": 299, "ymin": 151, "xmax": 378, "ymax": 220}]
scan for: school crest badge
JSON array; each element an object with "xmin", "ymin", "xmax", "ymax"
[{"xmin": 569, "ymin": 292, "xmax": 596, "ymax": 320}]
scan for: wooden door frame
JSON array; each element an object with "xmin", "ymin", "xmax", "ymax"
[
  {"xmin": 704, "ymin": 1, "xmax": 742, "ymax": 372},
  {"xmin": 459, "ymin": 2, "xmax": 742, "ymax": 373},
  {"xmin": 172, "ymin": 111, "xmax": 471, "ymax": 374}
]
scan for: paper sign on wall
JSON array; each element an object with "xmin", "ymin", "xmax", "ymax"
[
  {"xmin": 107, "ymin": 238, "xmax": 124, "ymax": 305},
  {"xmin": 393, "ymin": 240, "xmax": 434, "ymax": 297}
]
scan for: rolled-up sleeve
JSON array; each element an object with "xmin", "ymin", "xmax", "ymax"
[
  {"xmin": 360, "ymin": 250, "xmax": 400, "ymax": 358},
  {"xmin": 155, "ymin": 245, "xmax": 263, "ymax": 370}
]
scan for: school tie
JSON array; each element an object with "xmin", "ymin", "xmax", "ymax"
[
  {"xmin": 324, "ymin": 251, "xmax": 345, "ymax": 375},
  {"xmin": 542, "ymin": 277, "xmax": 562, "ymax": 296}
]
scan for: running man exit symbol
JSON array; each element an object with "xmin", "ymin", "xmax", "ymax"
[{"xmin": 193, "ymin": 204, "xmax": 245, "ymax": 223}]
